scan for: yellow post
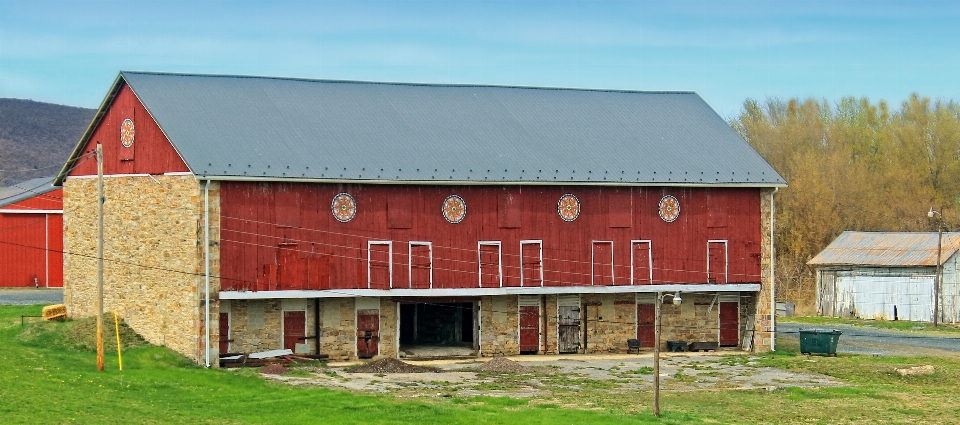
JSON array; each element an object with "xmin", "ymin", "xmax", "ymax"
[{"xmin": 114, "ymin": 311, "xmax": 123, "ymax": 384}]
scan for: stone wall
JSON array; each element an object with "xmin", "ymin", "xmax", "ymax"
[
  {"xmin": 544, "ymin": 295, "xmax": 558, "ymax": 354},
  {"xmin": 581, "ymin": 293, "xmax": 637, "ymax": 353},
  {"xmin": 378, "ymin": 298, "xmax": 399, "ymax": 359},
  {"xmin": 318, "ymin": 297, "xmax": 356, "ymax": 361},
  {"xmin": 480, "ymin": 295, "xmax": 519, "ymax": 356},
  {"xmin": 658, "ymin": 293, "xmax": 722, "ymax": 346},
  {"xmin": 755, "ymin": 188, "xmax": 776, "ymax": 351},
  {"xmin": 63, "ymin": 175, "xmax": 216, "ymax": 363}
]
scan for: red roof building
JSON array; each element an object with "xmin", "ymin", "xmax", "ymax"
[{"xmin": 0, "ymin": 177, "xmax": 63, "ymax": 288}]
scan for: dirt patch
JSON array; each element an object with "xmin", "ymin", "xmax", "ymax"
[
  {"xmin": 476, "ymin": 357, "xmax": 530, "ymax": 374},
  {"xmin": 349, "ymin": 358, "xmax": 440, "ymax": 373},
  {"xmin": 259, "ymin": 364, "xmax": 289, "ymax": 375}
]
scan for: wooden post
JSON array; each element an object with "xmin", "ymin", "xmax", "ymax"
[{"xmin": 96, "ymin": 143, "xmax": 104, "ymax": 371}]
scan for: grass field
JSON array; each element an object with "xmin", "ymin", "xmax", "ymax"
[
  {"xmin": 3, "ymin": 305, "xmax": 959, "ymax": 424},
  {"xmin": 778, "ymin": 315, "xmax": 960, "ymax": 335}
]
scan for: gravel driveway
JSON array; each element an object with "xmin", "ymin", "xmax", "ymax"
[
  {"xmin": 777, "ymin": 322, "xmax": 960, "ymax": 356},
  {"xmin": 0, "ymin": 288, "xmax": 63, "ymax": 305}
]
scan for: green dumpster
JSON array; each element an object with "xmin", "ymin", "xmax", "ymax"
[{"xmin": 799, "ymin": 329, "xmax": 842, "ymax": 356}]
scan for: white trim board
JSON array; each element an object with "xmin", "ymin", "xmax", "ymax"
[{"xmin": 220, "ymin": 284, "xmax": 761, "ymax": 300}]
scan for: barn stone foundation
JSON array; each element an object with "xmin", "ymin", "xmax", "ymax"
[{"xmin": 63, "ymin": 175, "xmax": 221, "ymax": 364}]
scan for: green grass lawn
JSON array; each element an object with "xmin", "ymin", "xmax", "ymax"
[
  {"xmin": 3, "ymin": 305, "xmax": 959, "ymax": 424},
  {"xmin": 0, "ymin": 305, "xmax": 671, "ymax": 424}
]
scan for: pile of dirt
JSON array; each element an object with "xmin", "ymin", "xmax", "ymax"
[
  {"xmin": 348, "ymin": 358, "xmax": 439, "ymax": 373},
  {"xmin": 260, "ymin": 364, "xmax": 290, "ymax": 375},
  {"xmin": 476, "ymin": 357, "xmax": 530, "ymax": 374}
]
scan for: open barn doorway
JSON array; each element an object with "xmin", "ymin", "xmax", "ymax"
[{"xmin": 398, "ymin": 299, "xmax": 478, "ymax": 359}]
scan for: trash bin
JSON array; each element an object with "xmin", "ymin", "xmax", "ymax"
[{"xmin": 799, "ymin": 329, "xmax": 842, "ymax": 356}]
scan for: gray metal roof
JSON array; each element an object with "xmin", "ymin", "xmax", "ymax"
[
  {"xmin": 64, "ymin": 71, "xmax": 786, "ymax": 186},
  {"xmin": 808, "ymin": 231, "xmax": 960, "ymax": 267},
  {"xmin": 0, "ymin": 176, "xmax": 58, "ymax": 208}
]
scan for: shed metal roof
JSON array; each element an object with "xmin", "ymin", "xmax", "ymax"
[
  {"xmin": 60, "ymin": 72, "xmax": 786, "ymax": 186},
  {"xmin": 0, "ymin": 177, "xmax": 58, "ymax": 208},
  {"xmin": 808, "ymin": 231, "xmax": 960, "ymax": 267}
]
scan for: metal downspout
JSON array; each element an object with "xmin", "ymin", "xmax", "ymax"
[
  {"xmin": 204, "ymin": 180, "xmax": 211, "ymax": 367},
  {"xmin": 771, "ymin": 187, "xmax": 778, "ymax": 351}
]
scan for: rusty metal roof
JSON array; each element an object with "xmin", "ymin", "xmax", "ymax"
[{"xmin": 808, "ymin": 231, "xmax": 960, "ymax": 267}]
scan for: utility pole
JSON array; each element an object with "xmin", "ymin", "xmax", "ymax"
[
  {"xmin": 929, "ymin": 208, "xmax": 943, "ymax": 328},
  {"xmin": 96, "ymin": 143, "xmax": 104, "ymax": 371}
]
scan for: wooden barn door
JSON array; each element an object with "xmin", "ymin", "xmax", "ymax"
[
  {"xmin": 707, "ymin": 241, "xmax": 728, "ymax": 284},
  {"xmin": 277, "ymin": 244, "xmax": 302, "ymax": 290},
  {"xmin": 219, "ymin": 312, "xmax": 230, "ymax": 354},
  {"xmin": 592, "ymin": 241, "xmax": 614, "ymax": 285},
  {"xmin": 719, "ymin": 294, "xmax": 739, "ymax": 346},
  {"xmin": 368, "ymin": 241, "xmax": 392, "ymax": 289},
  {"xmin": 520, "ymin": 241, "xmax": 543, "ymax": 287},
  {"xmin": 518, "ymin": 295, "xmax": 540, "ymax": 353},
  {"xmin": 631, "ymin": 240, "xmax": 652, "ymax": 285},
  {"xmin": 636, "ymin": 294, "xmax": 656, "ymax": 347},
  {"xmin": 283, "ymin": 310, "xmax": 306, "ymax": 351},
  {"xmin": 479, "ymin": 242, "xmax": 501, "ymax": 288},
  {"xmin": 356, "ymin": 309, "xmax": 380, "ymax": 358},
  {"xmin": 557, "ymin": 295, "xmax": 581, "ymax": 353},
  {"xmin": 409, "ymin": 243, "xmax": 432, "ymax": 289}
]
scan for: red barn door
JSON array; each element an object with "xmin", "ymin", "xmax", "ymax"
[
  {"xmin": 632, "ymin": 240, "xmax": 652, "ymax": 285},
  {"xmin": 368, "ymin": 242, "xmax": 391, "ymax": 289},
  {"xmin": 357, "ymin": 309, "xmax": 380, "ymax": 358},
  {"xmin": 409, "ymin": 243, "xmax": 432, "ymax": 289},
  {"xmin": 592, "ymin": 241, "xmax": 614, "ymax": 286},
  {"xmin": 283, "ymin": 310, "xmax": 306, "ymax": 351},
  {"xmin": 479, "ymin": 243, "xmax": 501, "ymax": 288},
  {"xmin": 637, "ymin": 303, "xmax": 655, "ymax": 347},
  {"xmin": 519, "ymin": 296, "xmax": 540, "ymax": 353},
  {"xmin": 708, "ymin": 241, "xmax": 728, "ymax": 284},
  {"xmin": 719, "ymin": 300, "xmax": 739, "ymax": 346},
  {"xmin": 219, "ymin": 312, "xmax": 230, "ymax": 354},
  {"xmin": 521, "ymin": 241, "xmax": 542, "ymax": 287}
]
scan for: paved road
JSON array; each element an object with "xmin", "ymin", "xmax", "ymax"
[
  {"xmin": 778, "ymin": 322, "xmax": 960, "ymax": 356},
  {"xmin": 0, "ymin": 288, "xmax": 63, "ymax": 305}
]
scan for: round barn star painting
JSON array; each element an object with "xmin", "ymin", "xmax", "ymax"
[
  {"xmin": 442, "ymin": 195, "xmax": 466, "ymax": 223},
  {"xmin": 331, "ymin": 193, "xmax": 357, "ymax": 222},
  {"xmin": 557, "ymin": 194, "xmax": 580, "ymax": 221},
  {"xmin": 658, "ymin": 195, "xmax": 680, "ymax": 223}
]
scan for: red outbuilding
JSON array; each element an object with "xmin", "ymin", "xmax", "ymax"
[{"xmin": 0, "ymin": 177, "xmax": 63, "ymax": 287}]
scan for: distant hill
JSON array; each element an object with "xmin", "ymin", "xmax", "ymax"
[{"xmin": 0, "ymin": 98, "xmax": 95, "ymax": 187}]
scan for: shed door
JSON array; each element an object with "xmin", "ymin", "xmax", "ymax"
[
  {"xmin": 636, "ymin": 304, "xmax": 655, "ymax": 347},
  {"xmin": 356, "ymin": 309, "xmax": 380, "ymax": 358},
  {"xmin": 219, "ymin": 312, "xmax": 230, "ymax": 354},
  {"xmin": 519, "ymin": 305, "xmax": 540, "ymax": 353},
  {"xmin": 719, "ymin": 302, "xmax": 739, "ymax": 346},
  {"xmin": 632, "ymin": 241, "xmax": 652, "ymax": 284},
  {"xmin": 283, "ymin": 311, "xmax": 306, "ymax": 351}
]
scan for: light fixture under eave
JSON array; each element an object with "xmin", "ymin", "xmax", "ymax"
[
  {"xmin": 928, "ymin": 207, "xmax": 937, "ymax": 218},
  {"xmin": 672, "ymin": 291, "xmax": 682, "ymax": 305}
]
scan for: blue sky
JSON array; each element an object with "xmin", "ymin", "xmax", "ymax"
[{"xmin": 1, "ymin": 0, "xmax": 958, "ymax": 118}]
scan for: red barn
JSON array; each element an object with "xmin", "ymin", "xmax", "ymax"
[
  {"xmin": 57, "ymin": 72, "xmax": 784, "ymax": 364},
  {"xmin": 0, "ymin": 177, "xmax": 64, "ymax": 288}
]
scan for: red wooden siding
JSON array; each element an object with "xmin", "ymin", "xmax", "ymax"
[
  {"xmin": 66, "ymin": 84, "xmax": 189, "ymax": 179},
  {"xmin": 0, "ymin": 190, "xmax": 64, "ymax": 287},
  {"xmin": 219, "ymin": 184, "xmax": 763, "ymax": 291}
]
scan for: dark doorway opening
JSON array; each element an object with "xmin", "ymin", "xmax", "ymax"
[{"xmin": 399, "ymin": 302, "xmax": 476, "ymax": 358}]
